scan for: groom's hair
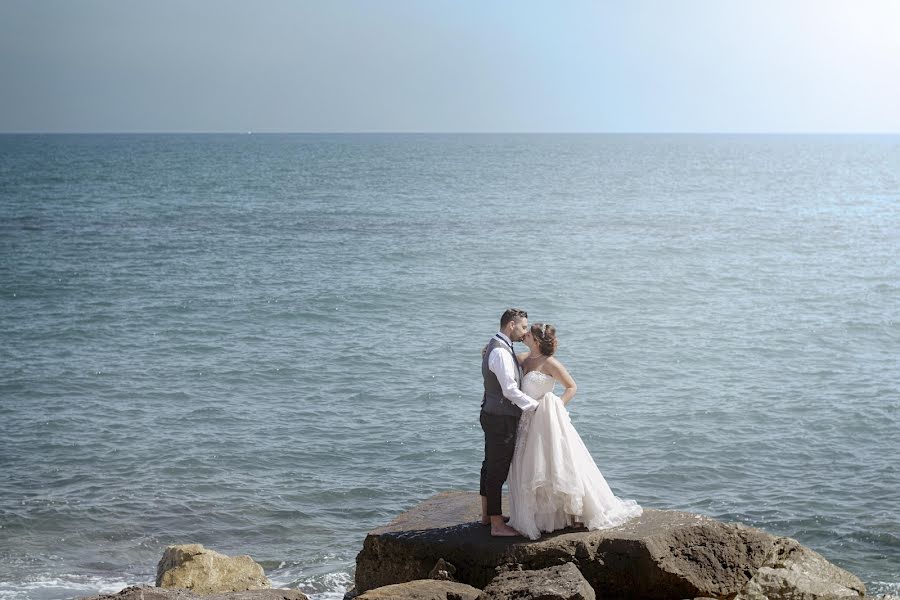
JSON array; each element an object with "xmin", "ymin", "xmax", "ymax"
[{"xmin": 500, "ymin": 308, "xmax": 528, "ymax": 328}]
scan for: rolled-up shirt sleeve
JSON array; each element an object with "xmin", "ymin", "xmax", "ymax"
[{"xmin": 488, "ymin": 348, "xmax": 539, "ymax": 412}]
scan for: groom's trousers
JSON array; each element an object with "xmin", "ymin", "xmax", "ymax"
[{"xmin": 479, "ymin": 410, "xmax": 520, "ymax": 516}]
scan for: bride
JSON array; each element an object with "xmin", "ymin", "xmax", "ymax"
[{"xmin": 507, "ymin": 323, "xmax": 642, "ymax": 540}]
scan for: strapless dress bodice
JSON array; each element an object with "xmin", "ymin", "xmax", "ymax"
[{"xmin": 522, "ymin": 370, "xmax": 555, "ymax": 398}]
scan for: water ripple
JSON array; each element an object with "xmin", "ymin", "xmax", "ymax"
[{"xmin": 1, "ymin": 133, "xmax": 898, "ymax": 598}]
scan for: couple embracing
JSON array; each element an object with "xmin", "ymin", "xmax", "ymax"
[{"xmin": 479, "ymin": 308, "xmax": 642, "ymax": 539}]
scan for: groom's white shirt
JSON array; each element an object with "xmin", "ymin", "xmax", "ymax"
[{"xmin": 489, "ymin": 333, "xmax": 539, "ymax": 412}]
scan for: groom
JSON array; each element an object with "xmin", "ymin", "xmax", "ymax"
[{"xmin": 479, "ymin": 308, "xmax": 540, "ymax": 537}]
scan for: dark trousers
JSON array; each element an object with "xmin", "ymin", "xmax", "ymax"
[{"xmin": 479, "ymin": 410, "xmax": 520, "ymax": 516}]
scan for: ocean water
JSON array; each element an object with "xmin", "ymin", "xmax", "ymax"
[{"xmin": 0, "ymin": 133, "xmax": 897, "ymax": 599}]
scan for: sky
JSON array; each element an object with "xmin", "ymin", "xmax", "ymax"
[{"xmin": 1, "ymin": 0, "xmax": 899, "ymax": 133}]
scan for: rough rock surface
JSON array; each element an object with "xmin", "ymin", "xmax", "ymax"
[
  {"xmin": 157, "ymin": 544, "xmax": 271, "ymax": 594},
  {"xmin": 734, "ymin": 537, "xmax": 869, "ymax": 599},
  {"xmin": 355, "ymin": 579, "xmax": 482, "ymax": 600},
  {"xmin": 428, "ymin": 558, "xmax": 458, "ymax": 581},
  {"xmin": 354, "ymin": 491, "xmax": 865, "ymax": 600},
  {"xmin": 78, "ymin": 585, "xmax": 307, "ymax": 600},
  {"xmin": 478, "ymin": 563, "xmax": 595, "ymax": 600}
]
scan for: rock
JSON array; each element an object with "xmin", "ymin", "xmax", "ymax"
[
  {"xmin": 78, "ymin": 585, "xmax": 307, "ymax": 600},
  {"xmin": 478, "ymin": 563, "xmax": 595, "ymax": 599},
  {"xmin": 156, "ymin": 544, "xmax": 271, "ymax": 594},
  {"xmin": 735, "ymin": 538, "xmax": 868, "ymax": 599},
  {"xmin": 428, "ymin": 558, "xmax": 458, "ymax": 581},
  {"xmin": 356, "ymin": 579, "xmax": 481, "ymax": 600},
  {"xmin": 353, "ymin": 491, "xmax": 865, "ymax": 600}
]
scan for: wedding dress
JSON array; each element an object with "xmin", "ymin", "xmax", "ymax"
[{"xmin": 507, "ymin": 371, "xmax": 643, "ymax": 540}]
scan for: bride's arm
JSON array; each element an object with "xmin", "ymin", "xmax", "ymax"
[
  {"xmin": 547, "ymin": 358, "xmax": 577, "ymax": 405},
  {"xmin": 516, "ymin": 351, "xmax": 530, "ymax": 363}
]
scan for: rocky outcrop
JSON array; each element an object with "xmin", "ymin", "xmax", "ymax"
[
  {"xmin": 156, "ymin": 544, "xmax": 271, "ymax": 594},
  {"xmin": 79, "ymin": 585, "xmax": 307, "ymax": 600},
  {"xmin": 478, "ymin": 563, "xmax": 595, "ymax": 600},
  {"xmin": 735, "ymin": 537, "xmax": 869, "ymax": 599},
  {"xmin": 353, "ymin": 491, "xmax": 865, "ymax": 600},
  {"xmin": 356, "ymin": 579, "xmax": 482, "ymax": 599}
]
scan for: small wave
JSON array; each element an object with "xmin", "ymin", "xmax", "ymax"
[
  {"xmin": 0, "ymin": 573, "xmax": 148, "ymax": 600},
  {"xmin": 268, "ymin": 564, "xmax": 353, "ymax": 600},
  {"xmin": 869, "ymin": 581, "xmax": 900, "ymax": 596}
]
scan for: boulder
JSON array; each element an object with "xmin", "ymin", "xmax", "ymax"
[
  {"xmin": 78, "ymin": 585, "xmax": 307, "ymax": 600},
  {"xmin": 356, "ymin": 579, "xmax": 482, "ymax": 599},
  {"xmin": 156, "ymin": 544, "xmax": 271, "ymax": 594},
  {"xmin": 735, "ymin": 537, "xmax": 870, "ymax": 599},
  {"xmin": 353, "ymin": 491, "xmax": 865, "ymax": 600},
  {"xmin": 478, "ymin": 563, "xmax": 595, "ymax": 599}
]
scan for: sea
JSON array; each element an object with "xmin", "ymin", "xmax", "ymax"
[{"xmin": 0, "ymin": 133, "xmax": 897, "ymax": 599}]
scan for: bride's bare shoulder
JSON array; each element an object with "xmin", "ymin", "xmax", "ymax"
[
  {"xmin": 547, "ymin": 356, "xmax": 564, "ymax": 368},
  {"xmin": 545, "ymin": 356, "xmax": 568, "ymax": 375},
  {"xmin": 546, "ymin": 356, "xmax": 575, "ymax": 384},
  {"xmin": 516, "ymin": 351, "xmax": 531, "ymax": 363}
]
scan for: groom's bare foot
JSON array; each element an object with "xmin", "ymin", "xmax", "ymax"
[{"xmin": 480, "ymin": 515, "xmax": 510, "ymax": 525}]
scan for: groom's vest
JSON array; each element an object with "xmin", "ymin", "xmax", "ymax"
[{"xmin": 481, "ymin": 336, "xmax": 524, "ymax": 417}]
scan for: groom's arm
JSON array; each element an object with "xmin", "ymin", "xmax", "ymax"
[{"xmin": 488, "ymin": 349, "xmax": 539, "ymax": 412}]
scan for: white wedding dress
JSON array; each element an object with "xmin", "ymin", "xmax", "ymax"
[{"xmin": 507, "ymin": 371, "xmax": 643, "ymax": 540}]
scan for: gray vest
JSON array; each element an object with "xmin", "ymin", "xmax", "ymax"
[{"xmin": 481, "ymin": 336, "xmax": 524, "ymax": 417}]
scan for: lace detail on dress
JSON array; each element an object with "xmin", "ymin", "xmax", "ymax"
[{"xmin": 522, "ymin": 371, "xmax": 555, "ymax": 399}]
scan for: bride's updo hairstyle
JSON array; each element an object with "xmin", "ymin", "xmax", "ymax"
[{"xmin": 531, "ymin": 323, "xmax": 558, "ymax": 356}]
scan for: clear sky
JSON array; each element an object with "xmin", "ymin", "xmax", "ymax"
[{"xmin": 1, "ymin": 0, "xmax": 898, "ymax": 133}]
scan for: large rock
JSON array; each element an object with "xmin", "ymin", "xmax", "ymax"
[
  {"xmin": 478, "ymin": 563, "xmax": 595, "ymax": 600},
  {"xmin": 735, "ymin": 537, "xmax": 868, "ymax": 599},
  {"xmin": 356, "ymin": 579, "xmax": 482, "ymax": 599},
  {"xmin": 157, "ymin": 544, "xmax": 271, "ymax": 594},
  {"xmin": 353, "ymin": 491, "xmax": 865, "ymax": 600},
  {"xmin": 78, "ymin": 585, "xmax": 307, "ymax": 600}
]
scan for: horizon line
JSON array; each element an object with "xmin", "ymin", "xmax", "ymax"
[{"xmin": 1, "ymin": 130, "xmax": 899, "ymax": 136}]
